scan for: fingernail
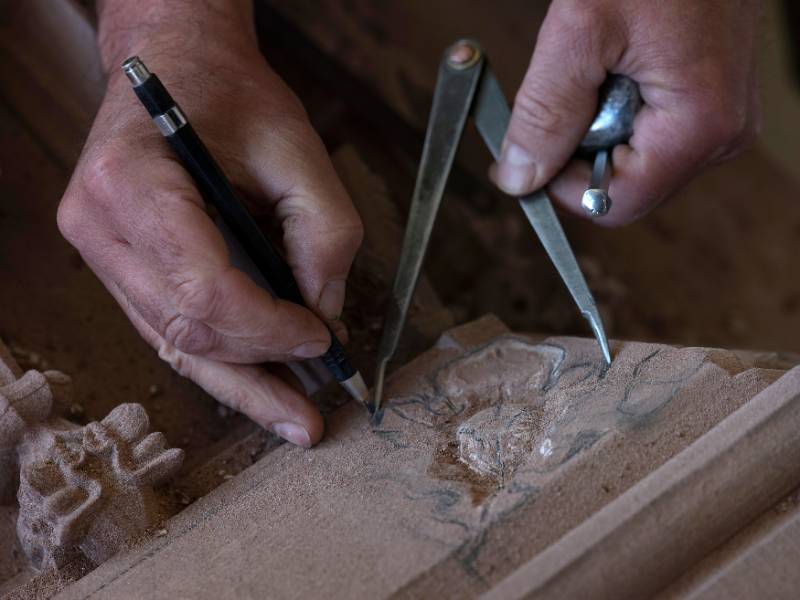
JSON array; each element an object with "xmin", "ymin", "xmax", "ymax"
[
  {"xmin": 290, "ymin": 340, "xmax": 329, "ymax": 358},
  {"xmin": 496, "ymin": 143, "xmax": 537, "ymax": 195},
  {"xmin": 318, "ymin": 279, "xmax": 346, "ymax": 320},
  {"xmin": 272, "ymin": 422, "xmax": 311, "ymax": 448}
]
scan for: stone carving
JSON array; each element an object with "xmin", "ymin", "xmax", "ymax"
[
  {"xmin": 0, "ymin": 341, "xmax": 183, "ymax": 571},
  {"xmin": 55, "ymin": 318, "xmax": 786, "ymax": 600},
  {"xmin": 0, "ymin": 368, "xmax": 61, "ymax": 503},
  {"xmin": 370, "ymin": 322, "xmax": 779, "ymax": 580},
  {"xmin": 391, "ymin": 335, "xmax": 723, "ymax": 491},
  {"xmin": 456, "ymin": 404, "xmax": 539, "ymax": 483}
]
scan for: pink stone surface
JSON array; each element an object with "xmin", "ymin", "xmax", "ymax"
[
  {"xmin": 16, "ymin": 404, "xmax": 184, "ymax": 570},
  {"xmin": 0, "ymin": 340, "xmax": 184, "ymax": 574},
  {"xmin": 58, "ymin": 320, "xmax": 784, "ymax": 600},
  {"xmin": 457, "ymin": 405, "xmax": 539, "ymax": 482}
]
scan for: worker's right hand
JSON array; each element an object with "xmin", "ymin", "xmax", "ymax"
[{"xmin": 56, "ymin": 1, "xmax": 363, "ymax": 448}]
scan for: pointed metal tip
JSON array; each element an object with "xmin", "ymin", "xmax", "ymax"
[
  {"xmin": 341, "ymin": 371, "xmax": 369, "ymax": 405},
  {"xmin": 584, "ymin": 308, "xmax": 612, "ymax": 366},
  {"xmin": 599, "ymin": 334, "xmax": 612, "ymax": 367},
  {"xmin": 371, "ymin": 359, "xmax": 389, "ymax": 415}
]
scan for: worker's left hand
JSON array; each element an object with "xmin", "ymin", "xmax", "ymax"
[{"xmin": 492, "ymin": 0, "xmax": 761, "ymax": 225}]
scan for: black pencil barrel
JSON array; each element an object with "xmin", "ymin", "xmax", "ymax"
[
  {"xmin": 164, "ymin": 125, "xmax": 305, "ymax": 306},
  {"xmin": 123, "ymin": 56, "xmax": 356, "ymax": 382}
]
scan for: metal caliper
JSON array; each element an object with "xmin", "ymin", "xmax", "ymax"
[{"xmin": 371, "ymin": 39, "xmax": 641, "ymax": 414}]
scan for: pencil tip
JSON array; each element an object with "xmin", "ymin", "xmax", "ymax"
[
  {"xmin": 341, "ymin": 371, "xmax": 369, "ymax": 405},
  {"xmin": 584, "ymin": 307, "xmax": 612, "ymax": 367},
  {"xmin": 601, "ymin": 339, "xmax": 612, "ymax": 366}
]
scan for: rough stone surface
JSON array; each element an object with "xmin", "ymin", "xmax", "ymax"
[
  {"xmin": 58, "ymin": 317, "xmax": 786, "ymax": 599},
  {"xmin": 0, "ymin": 340, "xmax": 184, "ymax": 575},
  {"xmin": 0, "ymin": 368, "xmax": 60, "ymax": 503},
  {"xmin": 485, "ymin": 366, "xmax": 800, "ymax": 600},
  {"xmin": 16, "ymin": 404, "xmax": 184, "ymax": 570},
  {"xmin": 457, "ymin": 404, "xmax": 539, "ymax": 482}
]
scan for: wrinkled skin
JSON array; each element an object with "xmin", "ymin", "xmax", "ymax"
[
  {"xmin": 58, "ymin": 0, "xmax": 761, "ymax": 446},
  {"xmin": 493, "ymin": 0, "xmax": 761, "ymax": 225},
  {"xmin": 58, "ymin": 1, "xmax": 363, "ymax": 447}
]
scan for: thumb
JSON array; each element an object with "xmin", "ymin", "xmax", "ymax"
[
  {"xmin": 97, "ymin": 270, "xmax": 324, "ymax": 447},
  {"xmin": 493, "ymin": 4, "xmax": 621, "ymax": 196}
]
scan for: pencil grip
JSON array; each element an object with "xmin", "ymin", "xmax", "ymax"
[
  {"xmin": 320, "ymin": 335, "xmax": 356, "ymax": 381},
  {"xmin": 164, "ymin": 126, "xmax": 304, "ymax": 305},
  {"xmin": 125, "ymin": 58, "xmax": 360, "ymax": 388}
]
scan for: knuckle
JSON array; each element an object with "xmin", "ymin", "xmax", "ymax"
[
  {"xmin": 280, "ymin": 212, "xmax": 303, "ymax": 241},
  {"xmin": 344, "ymin": 222, "xmax": 365, "ymax": 258},
  {"xmin": 57, "ymin": 141, "xmax": 135, "ymax": 249},
  {"xmin": 56, "ymin": 194, "xmax": 85, "ymax": 246},
  {"xmin": 149, "ymin": 188, "xmax": 202, "ymax": 243},
  {"xmin": 549, "ymin": 1, "xmax": 603, "ymax": 57},
  {"xmin": 162, "ymin": 274, "xmax": 227, "ymax": 355},
  {"xmin": 162, "ymin": 313, "xmax": 216, "ymax": 356},
  {"xmin": 284, "ymin": 211, "xmax": 364, "ymax": 267},
  {"xmin": 262, "ymin": 76, "xmax": 309, "ymax": 121},
  {"xmin": 695, "ymin": 96, "xmax": 758, "ymax": 161},
  {"xmin": 513, "ymin": 85, "xmax": 566, "ymax": 138},
  {"xmin": 742, "ymin": 112, "xmax": 762, "ymax": 149},
  {"xmin": 547, "ymin": 0, "xmax": 611, "ymax": 74},
  {"xmin": 551, "ymin": 0, "xmax": 600, "ymax": 24},
  {"xmin": 81, "ymin": 143, "xmax": 128, "ymax": 203},
  {"xmin": 721, "ymin": 108, "xmax": 758, "ymax": 156},
  {"xmin": 157, "ymin": 344, "xmax": 192, "ymax": 378},
  {"xmin": 173, "ymin": 275, "xmax": 219, "ymax": 321},
  {"xmin": 748, "ymin": 106, "xmax": 763, "ymax": 141},
  {"xmin": 707, "ymin": 110, "xmax": 745, "ymax": 146}
]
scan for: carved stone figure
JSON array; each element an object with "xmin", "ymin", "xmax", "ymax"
[{"xmin": 0, "ymin": 340, "xmax": 183, "ymax": 571}]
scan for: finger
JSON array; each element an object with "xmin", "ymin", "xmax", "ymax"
[
  {"xmin": 547, "ymin": 83, "xmax": 755, "ymax": 226},
  {"xmin": 330, "ymin": 319, "xmax": 348, "ymax": 345},
  {"xmin": 99, "ymin": 272, "xmax": 324, "ymax": 447},
  {"xmin": 68, "ymin": 155, "xmax": 331, "ymax": 362},
  {"xmin": 124, "ymin": 250, "xmax": 331, "ymax": 362},
  {"xmin": 492, "ymin": 3, "xmax": 623, "ymax": 196},
  {"xmin": 164, "ymin": 351, "xmax": 324, "ymax": 448},
  {"xmin": 242, "ymin": 103, "xmax": 364, "ymax": 328}
]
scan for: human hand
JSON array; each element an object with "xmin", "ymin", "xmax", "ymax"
[
  {"xmin": 492, "ymin": 0, "xmax": 761, "ymax": 225},
  {"xmin": 57, "ymin": 1, "xmax": 363, "ymax": 447}
]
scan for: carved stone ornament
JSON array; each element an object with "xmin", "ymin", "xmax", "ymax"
[{"xmin": 0, "ymin": 341, "xmax": 183, "ymax": 570}]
